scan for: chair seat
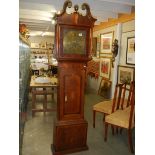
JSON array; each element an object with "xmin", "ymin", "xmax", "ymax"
[
  {"xmin": 105, "ymin": 106, "xmax": 134, "ymax": 129},
  {"xmin": 93, "ymin": 99, "xmax": 128, "ymax": 114},
  {"xmin": 93, "ymin": 100, "xmax": 113, "ymax": 114}
]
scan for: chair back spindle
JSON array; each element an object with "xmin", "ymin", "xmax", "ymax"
[
  {"xmin": 129, "ymin": 82, "xmax": 135, "ymax": 129},
  {"xmin": 112, "ymin": 83, "xmax": 125, "ymax": 112}
]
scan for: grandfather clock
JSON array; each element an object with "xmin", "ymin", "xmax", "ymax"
[{"xmin": 51, "ymin": 1, "xmax": 96, "ymax": 154}]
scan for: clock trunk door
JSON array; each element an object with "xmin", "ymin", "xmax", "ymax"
[{"xmin": 58, "ymin": 62, "xmax": 85, "ymax": 121}]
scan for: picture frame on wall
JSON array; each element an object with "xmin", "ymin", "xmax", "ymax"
[
  {"xmin": 126, "ymin": 37, "xmax": 135, "ymax": 65},
  {"xmin": 98, "ymin": 77, "xmax": 112, "ymax": 99},
  {"xmin": 100, "ymin": 58, "xmax": 111, "ymax": 79},
  {"xmin": 92, "ymin": 37, "xmax": 97, "ymax": 57},
  {"xmin": 117, "ymin": 65, "xmax": 135, "ymax": 87},
  {"xmin": 100, "ymin": 31, "xmax": 113, "ymax": 54}
]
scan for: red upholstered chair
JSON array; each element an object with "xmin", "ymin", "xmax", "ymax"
[
  {"xmin": 104, "ymin": 81, "xmax": 135, "ymax": 153},
  {"xmin": 93, "ymin": 82, "xmax": 128, "ymax": 128}
]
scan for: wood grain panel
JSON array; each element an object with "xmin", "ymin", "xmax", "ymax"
[{"xmin": 64, "ymin": 74, "xmax": 82, "ymax": 114}]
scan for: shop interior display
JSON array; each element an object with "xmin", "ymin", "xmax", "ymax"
[
  {"xmin": 19, "ymin": 1, "xmax": 135, "ymax": 154},
  {"xmin": 30, "ymin": 42, "xmax": 58, "ymax": 75},
  {"xmin": 30, "ymin": 48, "xmax": 49, "ymax": 71}
]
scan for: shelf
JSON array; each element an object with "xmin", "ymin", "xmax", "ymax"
[
  {"xmin": 31, "ymin": 48, "xmax": 48, "ymax": 50},
  {"xmin": 31, "ymin": 52, "xmax": 49, "ymax": 54},
  {"xmin": 30, "ymin": 42, "xmax": 54, "ymax": 65}
]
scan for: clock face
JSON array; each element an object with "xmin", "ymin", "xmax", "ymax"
[{"xmin": 63, "ymin": 29, "xmax": 86, "ymax": 55}]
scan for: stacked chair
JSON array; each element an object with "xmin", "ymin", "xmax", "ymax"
[
  {"xmin": 93, "ymin": 82, "xmax": 128, "ymax": 128},
  {"xmin": 104, "ymin": 81, "xmax": 135, "ymax": 153},
  {"xmin": 93, "ymin": 81, "xmax": 135, "ymax": 153}
]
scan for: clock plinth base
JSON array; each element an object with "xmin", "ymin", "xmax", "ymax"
[{"xmin": 51, "ymin": 119, "xmax": 88, "ymax": 155}]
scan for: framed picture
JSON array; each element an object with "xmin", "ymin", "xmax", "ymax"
[
  {"xmin": 92, "ymin": 37, "xmax": 97, "ymax": 57},
  {"xmin": 117, "ymin": 65, "xmax": 135, "ymax": 87},
  {"xmin": 98, "ymin": 77, "xmax": 112, "ymax": 99},
  {"xmin": 126, "ymin": 37, "xmax": 135, "ymax": 65},
  {"xmin": 100, "ymin": 58, "xmax": 111, "ymax": 79},
  {"xmin": 100, "ymin": 31, "xmax": 113, "ymax": 54}
]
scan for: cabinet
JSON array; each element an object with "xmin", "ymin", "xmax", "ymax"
[
  {"xmin": 19, "ymin": 34, "xmax": 31, "ymax": 150},
  {"xmin": 19, "ymin": 35, "xmax": 31, "ymax": 112}
]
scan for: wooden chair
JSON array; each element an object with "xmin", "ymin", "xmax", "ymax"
[
  {"xmin": 104, "ymin": 81, "xmax": 135, "ymax": 153},
  {"xmin": 93, "ymin": 82, "xmax": 128, "ymax": 128}
]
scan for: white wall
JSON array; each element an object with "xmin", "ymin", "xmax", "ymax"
[
  {"xmin": 88, "ymin": 20, "xmax": 135, "ymax": 96},
  {"xmin": 88, "ymin": 26, "xmax": 117, "ymax": 93},
  {"xmin": 120, "ymin": 20, "xmax": 135, "ymax": 66}
]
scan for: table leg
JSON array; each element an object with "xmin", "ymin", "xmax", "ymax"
[
  {"xmin": 52, "ymin": 87, "xmax": 54, "ymax": 100},
  {"xmin": 43, "ymin": 88, "xmax": 47, "ymax": 116},
  {"xmin": 32, "ymin": 89, "xmax": 36, "ymax": 117}
]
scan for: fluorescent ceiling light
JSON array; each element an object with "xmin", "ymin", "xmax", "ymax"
[
  {"xmin": 28, "ymin": 31, "xmax": 55, "ymax": 37},
  {"xmin": 41, "ymin": 32, "xmax": 45, "ymax": 37}
]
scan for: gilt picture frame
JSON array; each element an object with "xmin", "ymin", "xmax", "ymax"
[
  {"xmin": 100, "ymin": 31, "xmax": 114, "ymax": 54},
  {"xmin": 98, "ymin": 77, "xmax": 112, "ymax": 99},
  {"xmin": 117, "ymin": 65, "xmax": 135, "ymax": 87},
  {"xmin": 100, "ymin": 58, "xmax": 111, "ymax": 79},
  {"xmin": 126, "ymin": 37, "xmax": 135, "ymax": 65},
  {"xmin": 92, "ymin": 37, "xmax": 97, "ymax": 57}
]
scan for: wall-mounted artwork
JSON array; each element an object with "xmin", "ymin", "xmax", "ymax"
[
  {"xmin": 87, "ymin": 59, "xmax": 100, "ymax": 79},
  {"xmin": 100, "ymin": 31, "xmax": 113, "ymax": 54},
  {"xmin": 98, "ymin": 77, "xmax": 112, "ymax": 99},
  {"xmin": 126, "ymin": 37, "xmax": 135, "ymax": 65},
  {"xmin": 92, "ymin": 37, "xmax": 97, "ymax": 57},
  {"xmin": 100, "ymin": 58, "xmax": 111, "ymax": 79},
  {"xmin": 117, "ymin": 65, "xmax": 135, "ymax": 87}
]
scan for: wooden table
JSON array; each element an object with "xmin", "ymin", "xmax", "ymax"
[{"xmin": 30, "ymin": 76, "xmax": 58, "ymax": 116}]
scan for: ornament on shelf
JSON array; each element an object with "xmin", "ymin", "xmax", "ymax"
[{"xmin": 19, "ymin": 23, "xmax": 29, "ymax": 39}]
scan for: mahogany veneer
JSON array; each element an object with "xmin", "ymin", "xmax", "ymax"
[{"xmin": 51, "ymin": 1, "xmax": 96, "ymax": 154}]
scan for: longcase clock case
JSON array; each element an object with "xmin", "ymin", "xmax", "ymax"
[{"xmin": 51, "ymin": 1, "xmax": 96, "ymax": 154}]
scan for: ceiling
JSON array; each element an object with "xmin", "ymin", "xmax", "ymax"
[{"xmin": 19, "ymin": 0, "xmax": 135, "ymax": 37}]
